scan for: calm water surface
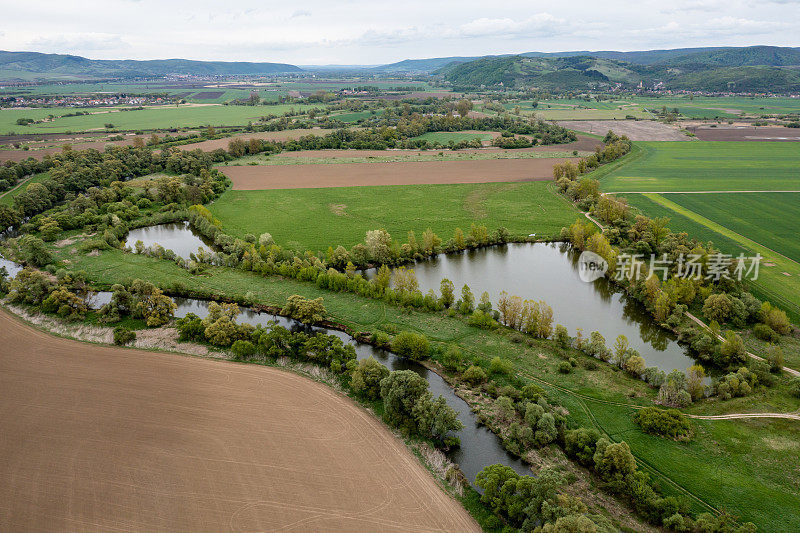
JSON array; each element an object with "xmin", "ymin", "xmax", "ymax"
[{"xmin": 124, "ymin": 222, "xmax": 215, "ymax": 260}]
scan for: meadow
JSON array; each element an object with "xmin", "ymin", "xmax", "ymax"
[
  {"xmin": 600, "ymin": 141, "xmax": 800, "ymax": 192},
  {"xmin": 0, "ymin": 103, "xmax": 321, "ymax": 133},
  {"xmin": 208, "ymin": 181, "xmax": 577, "ymax": 251}
]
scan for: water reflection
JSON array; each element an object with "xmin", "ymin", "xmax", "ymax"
[
  {"xmin": 124, "ymin": 222, "xmax": 215, "ymax": 261},
  {"xmin": 370, "ymin": 243, "xmax": 695, "ymax": 373}
]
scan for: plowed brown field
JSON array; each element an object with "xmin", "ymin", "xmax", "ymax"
[
  {"xmin": 224, "ymin": 157, "xmax": 579, "ymax": 190},
  {"xmin": 0, "ymin": 309, "xmax": 478, "ymax": 532}
]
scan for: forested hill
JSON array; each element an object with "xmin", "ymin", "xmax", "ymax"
[
  {"xmin": 438, "ymin": 46, "xmax": 800, "ymax": 93},
  {"xmin": 0, "ymin": 51, "xmax": 303, "ymax": 80}
]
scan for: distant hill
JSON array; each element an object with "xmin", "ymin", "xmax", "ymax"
[
  {"xmin": 438, "ymin": 55, "xmax": 641, "ymax": 89},
  {"xmin": 371, "ymin": 56, "xmax": 482, "ymax": 73},
  {"xmin": 656, "ymin": 45, "xmax": 800, "ymax": 68},
  {"xmin": 438, "ymin": 46, "xmax": 800, "ymax": 92},
  {"xmin": 0, "ymin": 51, "xmax": 303, "ymax": 80},
  {"xmin": 520, "ymin": 47, "xmax": 734, "ymax": 65}
]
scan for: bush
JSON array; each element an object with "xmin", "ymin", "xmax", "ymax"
[
  {"xmin": 392, "ymin": 331, "xmax": 430, "ymax": 360},
  {"xmin": 231, "ymin": 340, "xmax": 256, "ymax": 359},
  {"xmin": 633, "ymin": 407, "xmax": 692, "ymax": 440},
  {"xmin": 789, "ymin": 378, "xmax": 800, "ymax": 398},
  {"xmin": 113, "ymin": 326, "xmax": 136, "ymax": 346},
  {"xmin": 753, "ymin": 323, "xmax": 780, "ymax": 343},
  {"xmin": 462, "ymin": 365, "xmax": 488, "ymax": 385},
  {"xmin": 441, "ymin": 345, "xmax": 464, "ymax": 371},
  {"xmin": 489, "ymin": 356, "xmax": 512, "ymax": 375},
  {"xmin": 558, "ymin": 361, "xmax": 572, "ymax": 374},
  {"xmin": 351, "ymin": 356, "xmax": 389, "ymax": 399},
  {"xmin": 282, "ymin": 294, "xmax": 325, "ymax": 324},
  {"xmin": 564, "ymin": 428, "xmax": 601, "ymax": 466}
]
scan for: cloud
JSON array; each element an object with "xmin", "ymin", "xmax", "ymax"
[
  {"xmin": 458, "ymin": 14, "xmax": 566, "ymax": 38},
  {"xmin": 290, "ymin": 9, "xmax": 312, "ymax": 18},
  {"xmin": 28, "ymin": 33, "xmax": 130, "ymax": 53}
]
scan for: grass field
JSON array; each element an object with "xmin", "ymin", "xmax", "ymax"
[
  {"xmin": 0, "ymin": 172, "xmax": 49, "ymax": 206},
  {"xmin": 411, "ymin": 131, "xmax": 493, "ymax": 143},
  {"xmin": 208, "ymin": 181, "xmax": 577, "ymax": 251},
  {"xmin": 45, "ymin": 244, "xmax": 800, "ymax": 531},
  {"xmin": 0, "ymin": 103, "xmax": 321, "ymax": 133},
  {"xmin": 509, "ymin": 96, "xmax": 800, "ymax": 121},
  {"xmin": 624, "ymin": 193, "xmax": 800, "ymax": 319},
  {"xmin": 601, "ymin": 141, "xmax": 800, "ymax": 192}
]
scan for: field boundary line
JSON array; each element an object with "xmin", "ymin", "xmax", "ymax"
[
  {"xmin": 684, "ymin": 311, "xmax": 800, "ymax": 377},
  {"xmin": 608, "ymin": 190, "xmax": 800, "ymax": 194},
  {"xmin": 639, "ymin": 193, "xmax": 800, "ymax": 268}
]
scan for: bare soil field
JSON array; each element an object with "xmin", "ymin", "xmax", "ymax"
[
  {"xmin": 0, "ymin": 309, "xmax": 478, "ymax": 532},
  {"xmin": 224, "ymin": 157, "xmax": 579, "ymax": 190},
  {"xmin": 686, "ymin": 125, "xmax": 800, "ymax": 141},
  {"xmin": 557, "ymin": 120, "xmax": 688, "ymax": 141}
]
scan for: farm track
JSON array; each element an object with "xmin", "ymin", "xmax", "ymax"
[{"xmin": 0, "ymin": 308, "xmax": 478, "ymax": 532}]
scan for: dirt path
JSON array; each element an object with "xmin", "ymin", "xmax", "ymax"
[
  {"xmin": 684, "ymin": 311, "xmax": 800, "ymax": 377},
  {"xmin": 0, "ymin": 174, "xmax": 34, "ymax": 201},
  {"xmin": 0, "ymin": 308, "xmax": 479, "ymax": 532}
]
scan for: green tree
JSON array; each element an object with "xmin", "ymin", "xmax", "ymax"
[
  {"xmin": 412, "ymin": 393, "xmax": 463, "ymax": 443},
  {"xmin": 392, "ymin": 331, "xmax": 430, "ymax": 360},
  {"xmin": 350, "ymin": 356, "xmax": 389, "ymax": 399},
  {"xmin": 439, "ymin": 278, "xmax": 455, "ymax": 308},
  {"xmin": 380, "ymin": 370, "xmax": 429, "ymax": 431},
  {"xmin": 282, "ymin": 294, "xmax": 326, "ymax": 325}
]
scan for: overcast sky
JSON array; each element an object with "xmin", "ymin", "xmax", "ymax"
[{"xmin": 2, "ymin": 0, "xmax": 798, "ymax": 65}]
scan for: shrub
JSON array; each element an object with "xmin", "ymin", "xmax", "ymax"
[
  {"xmin": 392, "ymin": 331, "xmax": 430, "ymax": 360},
  {"xmin": 554, "ymin": 324, "xmax": 570, "ymax": 348},
  {"xmin": 489, "ymin": 356, "xmax": 512, "ymax": 375},
  {"xmin": 467, "ymin": 309, "xmax": 497, "ymax": 329},
  {"xmin": 462, "ymin": 365, "xmax": 488, "ymax": 385},
  {"xmin": 789, "ymin": 378, "xmax": 800, "ymax": 398},
  {"xmin": 753, "ymin": 323, "xmax": 780, "ymax": 343},
  {"xmin": 633, "ymin": 407, "xmax": 692, "ymax": 440},
  {"xmin": 441, "ymin": 345, "xmax": 464, "ymax": 371},
  {"xmin": 113, "ymin": 326, "xmax": 136, "ymax": 346},
  {"xmin": 351, "ymin": 356, "xmax": 389, "ymax": 399},
  {"xmin": 282, "ymin": 294, "xmax": 326, "ymax": 325},
  {"xmin": 558, "ymin": 361, "xmax": 572, "ymax": 374},
  {"xmin": 231, "ymin": 340, "xmax": 256, "ymax": 359},
  {"xmin": 564, "ymin": 428, "xmax": 601, "ymax": 466},
  {"xmin": 766, "ymin": 345, "xmax": 784, "ymax": 372}
]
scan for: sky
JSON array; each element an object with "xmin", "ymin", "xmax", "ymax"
[{"xmin": 1, "ymin": 0, "xmax": 799, "ymax": 65}]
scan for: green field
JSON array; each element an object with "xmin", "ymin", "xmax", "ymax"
[
  {"xmin": 624, "ymin": 192, "xmax": 800, "ymax": 319},
  {"xmin": 0, "ymin": 172, "xmax": 49, "ymax": 206},
  {"xmin": 208, "ymin": 181, "xmax": 577, "ymax": 251},
  {"xmin": 509, "ymin": 96, "xmax": 800, "ymax": 121},
  {"xmin": 410, "ymin": 131, "xmax": 493, "ymax": 143},
  {"xmin": 601, "ymin": 141, "xmax": 800, "ymax": 192},
  {"xmin": 0, "ymin": 103, "xmax": 321, "ymax": 133}
]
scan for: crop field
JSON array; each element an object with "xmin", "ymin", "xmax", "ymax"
[
  {"xmin": 686, "ymin": 125, "xmax": 800, "ymax": 142},
  {"xmin": 0, "ymin": 309, "xmax": 477, "ymax": 531},
  {"xmin": 600, "ymin": 141, "xmax": 800, "ymax": 192},
  {"xmin": 0, "ymin": 103, "xmax": 321, "ymax": 133},
  {"xmin": 221, "ymin": 157, "xmax": 579, "ymax": 190},
  {"xmin": 208, "ymin": 181, "xmax": 576, "ymax": 251},
  {"xmin": 624, "ymin": 192, "xmax": 800, "ymax": 319},
  {"xmin": 556, "ymin": 120, "xmax": 687, "ymax": 140}
]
